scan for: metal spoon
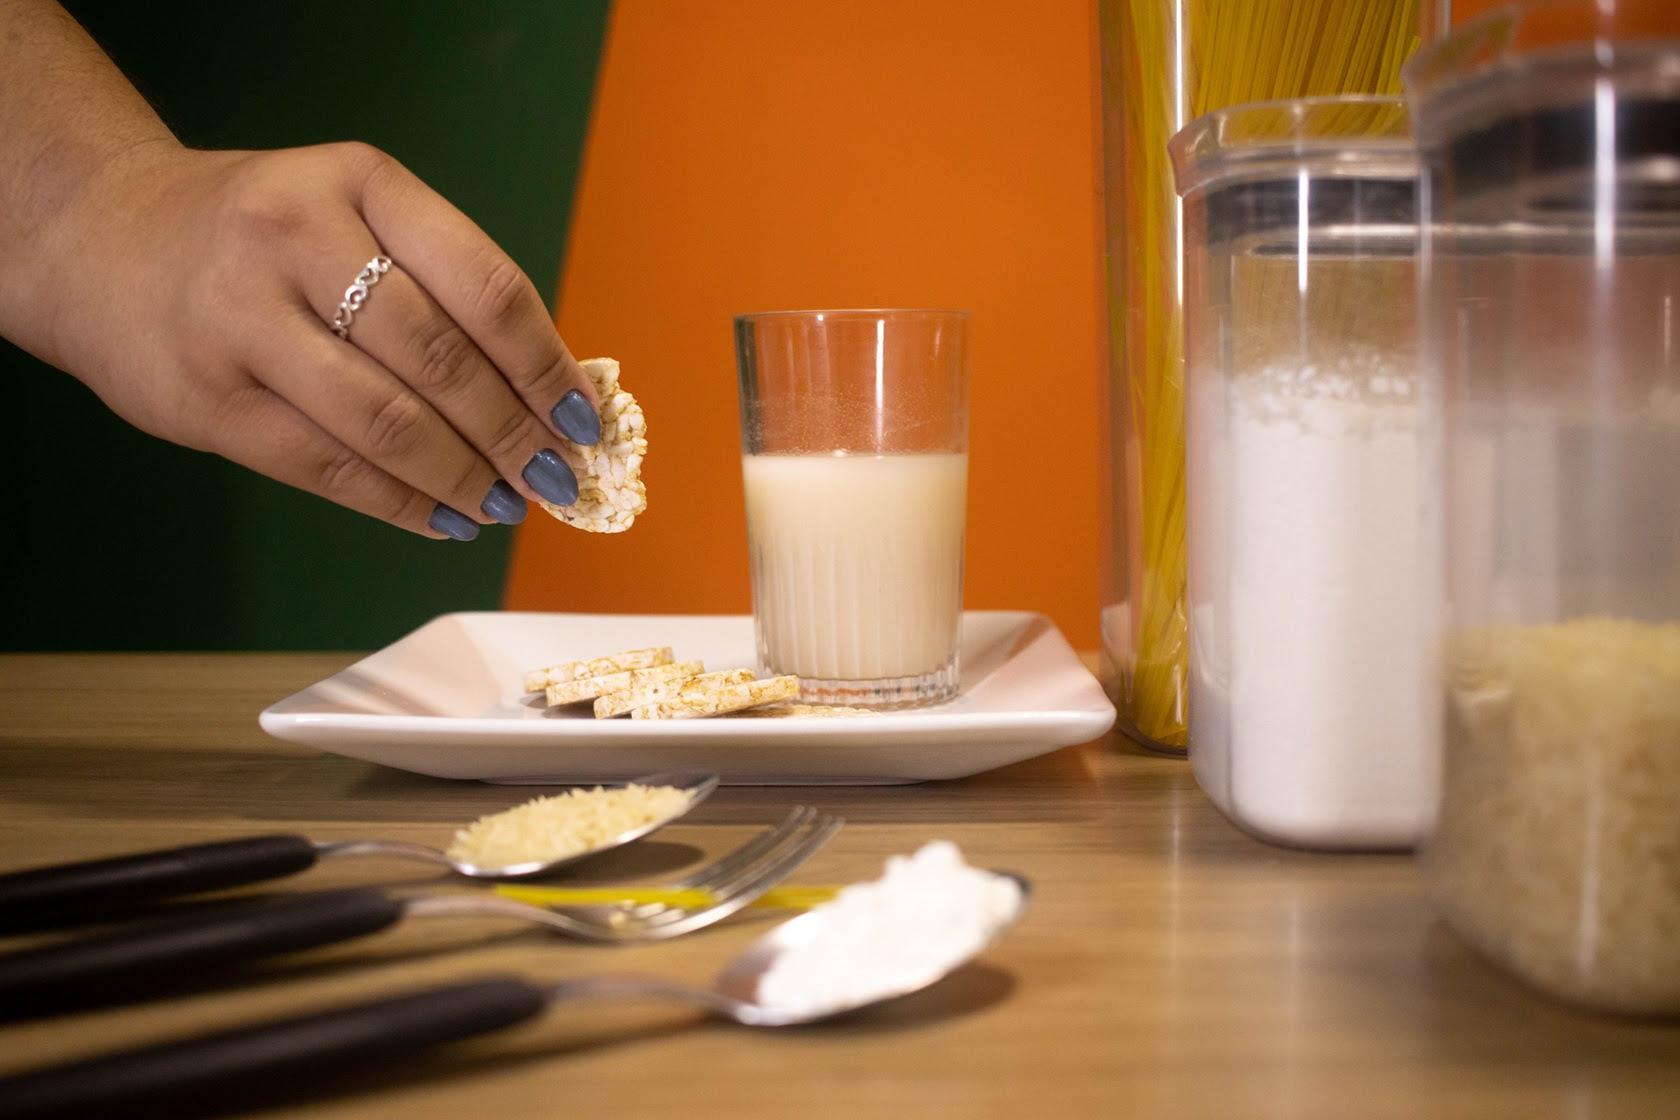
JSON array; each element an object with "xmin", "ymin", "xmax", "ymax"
[
  {"xmin": 319, "ymin": 769, "xmax": 720, "ymax": 878},
  {"xmin": 0, "ymin": 872, "xmax": 1030, "ymax": 1120},
  {"xmin": 0, "ymin": 770, "xmax": 718, "ymax": 934}
]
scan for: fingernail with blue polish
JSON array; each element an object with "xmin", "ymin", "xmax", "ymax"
[
  {"xmin": 480, "ymin": 479, "xmax": 528, "ymax": 525},
  {"xmin": 551, "ymin": 390, "xmax": 602, "ymax": 447},
  {"xmin": 523, "ymin": 449, "xmax": 579, "ymax": 507},
  {"xmin": 429, "ymin": 503, "xmax": 480, "ymax": 541}
]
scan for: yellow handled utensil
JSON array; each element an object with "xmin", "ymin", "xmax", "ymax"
[{"xmin": 494, "ymin": 884, "xmax": 839, "ymax": 910}]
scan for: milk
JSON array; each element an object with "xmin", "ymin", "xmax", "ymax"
[{"xmin": 742, "ymin": 452, "xmax": 967, "ymax": 689}]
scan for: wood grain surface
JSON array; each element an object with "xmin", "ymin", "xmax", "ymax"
[{"xmin": 2, "ymin": 653, "xmax": 1678, "ymax": 1118}]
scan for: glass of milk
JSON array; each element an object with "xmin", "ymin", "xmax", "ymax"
[{"xmin": 734, "ymin": 309, "xmax": 970, "ymax": 708}]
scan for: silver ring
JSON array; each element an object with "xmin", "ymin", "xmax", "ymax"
[{"xmin": 330, "ymin": 255, "xmax": 392, "ymax": 340}]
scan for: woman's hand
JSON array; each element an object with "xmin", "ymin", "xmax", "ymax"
[{"xmin": 16, "ymin": 139, "xmax": 601, "ymax": 541}]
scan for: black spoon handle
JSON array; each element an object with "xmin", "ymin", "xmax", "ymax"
[
  {"xmin": 0, "ymin": 975, "xmax": 548, "ymax": 1120},
  {"xmin": 0, "ymin": 888, "xmax": 406, "ymax": 1016},
  {"xmin": 0, "ymin": 835, "xmax": 319, "ymax": 934}
]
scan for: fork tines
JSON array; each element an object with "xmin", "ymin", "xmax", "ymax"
[{"xmin": 584, "ymin": 806, "xmax": 843, "ymax": 942}]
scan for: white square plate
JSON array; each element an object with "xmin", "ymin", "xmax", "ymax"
[{"xmin": 259, "ymin": 610, "xmax": 1115, "ymax": 785}]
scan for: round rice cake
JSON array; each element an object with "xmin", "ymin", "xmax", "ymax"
[{"xmin": 539, "ymin": 357, "xmax": 647, "ymax": 533}]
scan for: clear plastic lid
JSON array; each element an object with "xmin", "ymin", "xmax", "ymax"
[
  {"xmin": 1406, "ymin": 1, "xmax": 1680, "ymax": 229},
  {"xmin": 1405, "ymin": 0, "xmax": 1680, "ymax": 145},
  {"xmin": 1169, "ymin": 96, "xmax": 1416, "ymax": 255},
  {"xmin": 1169, "ymin": 96, "xmax": 1413, "ymax": 198}
]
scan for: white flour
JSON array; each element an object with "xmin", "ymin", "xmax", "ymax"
[
  {"xmin": 754, "ymin": 841, "xmax": 1022, "ymax": 1017},
  {"xmin": 1190, "ymin": 356, "xmax": 1436, "ymax": 848}
]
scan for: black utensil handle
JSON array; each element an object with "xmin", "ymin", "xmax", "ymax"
[
  {"xmin": 0, "ymin": 975, "xmax": 547, "ymax": 1120},
  {"xmin": 0, "ymin": 835, "xmax": 319, "ymax": 933},
  {"xmin": 0, "ymin": 888, "xmax": 406, "ymax": 1013}
]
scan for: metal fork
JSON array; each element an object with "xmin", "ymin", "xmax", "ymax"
[
  {"xmin": 413, "ymin": 805, "xmax": 844, "ymax": 942},
  {"xmin": 0, "ymin": 807, "xmax": 844, "ymax": 1018},
  {"xmin": 554, "ymin": 804, "xmax": 843, "ymax": 940}
]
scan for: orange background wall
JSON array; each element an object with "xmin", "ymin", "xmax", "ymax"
[{"xmin": 506, "ymin": 0, "xmax": 1105, "ymax": 649}]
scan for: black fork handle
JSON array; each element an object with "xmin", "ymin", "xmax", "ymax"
[
  {"xmin": 0, "ymin": 975, "xmax": 548, "ymax": 1119},
  {"xmin": 0, "ymin": 835, "xmax": 319, "ymax": 934},
  {"xmin": 0, "ymin": 888, "xmax": 406, "ymax": 1017}
]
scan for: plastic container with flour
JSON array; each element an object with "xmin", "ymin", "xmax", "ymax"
[{"xmin": 1170, "ymin": 97, "xmax": 1437, "ymax": 850}]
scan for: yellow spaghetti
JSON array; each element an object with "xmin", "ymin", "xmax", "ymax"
[{"xmin": 1098, "ymin": 0, "xmax": 1419, "ymax": 751}]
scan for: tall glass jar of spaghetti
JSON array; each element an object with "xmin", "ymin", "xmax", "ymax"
[{"xmin": 1096, "ymin": 0, "xmax": 1422, "ymax": 753}]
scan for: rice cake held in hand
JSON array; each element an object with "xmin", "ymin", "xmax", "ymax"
[
  {"xmin": 545, "ymin": 660, "xmax": 703, "ymax": 707},
  {"xmin": 539, "ymin": 357, "xmax": 648, "ymax": 533},
  {"xmin": 629, "ymin": 674, "xmax": 800, "ymax": 720},
  {"xmin": 595, "ymin": 667, "xmax": 758, "ymax": 719},
  {"xmin": 523, "ymin": 647, "xmax": 674, "ymax": 694}
]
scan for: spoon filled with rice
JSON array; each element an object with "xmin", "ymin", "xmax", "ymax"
[
  {"xmin": 0, "ymin": 770, "xmax": 718, "ymax": 933},
  {"xmin": 439, "ymin": 774, "xmax": 715, "ymax": 876}
]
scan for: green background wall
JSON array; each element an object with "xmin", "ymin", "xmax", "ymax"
[{"xmin": 5, "ymin": 0, "xmax": 612, "ymax": 651}]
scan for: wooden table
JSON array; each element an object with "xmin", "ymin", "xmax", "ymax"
[{"xmin": 2, "ymin": 653, "xmax": 1678, "ymax": 1118}]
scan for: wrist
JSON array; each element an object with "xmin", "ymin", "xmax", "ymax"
[{"xmin": 2, "ymin": 133, "xmax": 188, "ymax": 368}]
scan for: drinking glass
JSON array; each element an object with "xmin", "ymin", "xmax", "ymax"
[{"xmin": 734, "ymin": 309, "xmax": 970, "ymax": 708}]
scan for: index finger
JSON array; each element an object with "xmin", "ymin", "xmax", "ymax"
[{"xmin": 353, "ymin": 150, "xmax": 603, "ymax": 447}]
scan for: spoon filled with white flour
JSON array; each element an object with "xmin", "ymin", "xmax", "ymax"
[{"xmin": 718, "ymin": 839, "xmax": 1028, "ymax": 1021}]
